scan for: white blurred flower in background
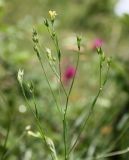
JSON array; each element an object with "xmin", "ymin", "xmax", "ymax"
[{"xmin": 115, "ymin": 0, "xmax": 129, "ymax": 16}]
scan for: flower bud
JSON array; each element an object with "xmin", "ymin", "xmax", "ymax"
[
  {"xmin": 17, "ymin": 69, "xmax": 24, "ymax": 84},
  {"xmin": 25, "ymin": 125, "xmax": 31, "ymax": 131},
  {"xmin": 33, "ymin": 45, "xmax": 41, "ymax": 59},
  {"xmin": 44, "ymin": 18, "xmax": 49, "ymax": 27},
  {"xmin": 77, "ymin": 35, "xmax": 82, "ymax": 51},
  {"xmin": 46, "ymin": 48, "xmax": 52, "ymax": 60},
  {"xmin": 28, "ymin": 82, "xmax": 34, "ymax": 93}
]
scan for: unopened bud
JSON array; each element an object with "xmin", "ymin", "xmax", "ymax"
[
  {"xmin": 32, "ymin": 28, "xmax": 38, "ymax": 43},
  {"xmin": 44, "ymin": 18, "xmax": 49, "ymax": 27},
  {"xmin": 17, "ymin": 69, "xmax": 24, "ymax": 84},
  {"xmin": 28, "ymin": 82, "xmax": 34, "ymax": 93},
  {"xmin": 25, "ymin": 125, "xmax": 31, "ymax": 131},
  {"xmin": 77, "ymin": 35, "xmax": 82, "ymax": 51},
  {"xmin": 33, "ymin": 45, "xmax": 40, "ymax": 59}
]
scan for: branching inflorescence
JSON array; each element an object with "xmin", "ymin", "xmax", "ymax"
[{"xmin": 17, "ymin": 11, "xmax": 115, "ymax": 160}]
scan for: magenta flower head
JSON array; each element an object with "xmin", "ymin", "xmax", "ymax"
[
  {"xmin": 92, "ymin": 38, "xmax": 103, "ymax": 49},
  {"xmin": 63, "ymin": 66, "xmax": 76, "ymax": 84}
]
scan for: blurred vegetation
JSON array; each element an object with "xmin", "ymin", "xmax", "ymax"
[{"xmin": 0, "ymin": 0, "xmax": 129, "ymax": 159}]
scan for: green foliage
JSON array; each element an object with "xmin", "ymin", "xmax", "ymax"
[{"xmin": 1, "ymin": 0, "xmax": 129, "ymax": 160}]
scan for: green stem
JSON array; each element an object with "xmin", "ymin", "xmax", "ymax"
[
  {"xmin": 21, "ymin": 84, "xmax": 54, "ymax": 160},
  {"xmin": 48, "ymin": 60, "xmax": 60, "ymax": 79},
  {"xmin": 95, "ymin": 147, "xmax": 129, "ymax": 159},
  {"xmin": 0, "ymin": 120, "xmax": 11, "ymax": 160},
  {"xmin": 63, "ymin": 50, "xmax": 80, "ymax": 159},
  {"xmin": 68, "ymin": 89, "xmax": 101, "ymax": 155},
  {"xmin": 46, "ymin": 26, "xmax": 68, "ymax": 98},
  {"xmin": 99, "ymin": 61, "xmax": 102, "ymax": 87},
  {"xmin": 37, "ymin": 51, "xmax": 62, "ymax": 116},
  {"xmin": 46, "ymin": 25, "xmax": 72, "ymax": 160},
  {"xmin": 1, "ymin": 132, "xmax": 26, "ymax": 160},
  {"xmin": 68, "ymin": 55, "xmax": 110, "ymax": 156}
]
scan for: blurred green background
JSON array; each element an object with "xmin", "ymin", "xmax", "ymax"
[{"xmin": 0, "ymin": 0, "xmax": 129, "ymax": 159}]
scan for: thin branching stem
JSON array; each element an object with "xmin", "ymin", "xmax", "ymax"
[
  {"xmin": 95, "ymin": 147, "xmax": 129, "ymax": 159},
  {"xmin": 46, "ymin": 24, "xmax": 73, "ymax": 160},
  {"xmin": 20, "ymin": 84, "xmax": 55, "ymax": 160},
  {"xmin": 38, "ymin": 43, "xmax": 60, "ymax": 79},
  {"xmin": 48, "ymin": 61, "xmax": 60, "ymax": 79},
  {"xmin": 33, "ymin": 27, "xmax": 63, "ymax": 116},
  {"xmin": 86, "ymin": 147, "xmax": 129, "ymax": 160},
  {"xmin": 68, "ymin": 89, "xmax": 101, "ymax": 155},
  {"xmin": 68, "ymin": 53, "xmax": 110, "ymax": 156},
  {"xmin": 36, "ymin": 50, "xmax": 62, "ymax": 116},
  {"xmin": 46, "ymin": 26, "xmax": 68, "ymax": 98},
  {"xmin": 63, "ymin": 50, "xmax": 80, "ymax": 160}
]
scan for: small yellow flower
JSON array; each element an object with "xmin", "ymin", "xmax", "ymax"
[{"xmin": 49, "ymin": 10, "xmax": 57, "ymax": 21}]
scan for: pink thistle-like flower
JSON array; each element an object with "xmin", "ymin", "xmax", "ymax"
[
  {"xmin": 92, "ymin": 38, "xmax": 103, "ymax": 49},
  {"xmin": 63, "ymin": 66, "xmax": 76, "ymax": 84}
]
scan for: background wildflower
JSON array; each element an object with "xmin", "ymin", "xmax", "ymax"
[
  {"xmin": 91, "ymin": 38, "xmax": 103, "ymax": 49},
  {"xmin": 63, "ymin": 65, "xmax": 76, "ymax": 84}
]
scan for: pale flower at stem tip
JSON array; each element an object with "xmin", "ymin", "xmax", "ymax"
[
  {"xmin": 49, "ymin": 10, "xmax": 57, "ymax": 21},
  {"xmin": 17, "ymin": 69, "xmax": 24, "ymax": 84}
]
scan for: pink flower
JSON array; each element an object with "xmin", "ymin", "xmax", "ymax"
[
  {"xmin": 92, "ymin": 38, "xmax": 103, "ymax": 49},
  {"xmin": 63, "ymin": 66, "xmax": 76, "ymax": 84}
]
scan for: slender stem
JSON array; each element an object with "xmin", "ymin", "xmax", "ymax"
[
  {"xmin": 68, "ymin": 54, "xmax": 110, "ymax": 155},
  {"xmin": 63, "ymin": 50, "xmax": 80, "ymax": 159},
  {"xmin": 0, "ymin": 119, "xmax": 11, "ymax": 160},
  {"xmin": 31, "ymin": 87, "xmax": 57, "ymax": 160},
  {"xmin": 46, "ymin": 27, "xmax": 68, "ymax": 98},
  {"xmin": 38, "ymin": 43, "xmax": 60, "ymax": 80},
  {"xmin": 68, "ymin": 89, "xmax": 101, "ymax": 155},
  {"xmin": 63, "ymin": 118, "xmax": 67, "ymax": 160},
  {"xmin": 33, "ymin": 28, "xmax": 63, "ymax": 116},
  {"xmin": 95, "ymin": 147, "xmax": 129, "ymax": 159},
  {"xmin": 59, "ymin": 60, "xmax": 68, "ymax": 98},
  {"xmin": 64, "ymin": 49, "xmax": 80, "ymax": 117},
  {"xmin": 48, "ymin": 61, "xmax": 60, "ymax": 79},
  {"xmin": 46, "ymin": 25, "xmax": 72, "ymax": 160},
  {"xmin": 99, "ymin": 60, "xmax": 102, "ymax": 88},
  {"xmin": 0, "ymin": 94, "xmax": 13, "ymax": 160},
  {"xmin": 21, "ymin": 84, "xmax": 54, "ymax": 160},
  {"xmin": 32, "ymin": 86, "xmax": 39, "ymax": 118},
  {"xmin": 37, "ymin": 52, "xmax": 62, "ymax": 116},
  {"xmin": 21, "ymin": 84, "xmax": 45, "ymax": 139}
]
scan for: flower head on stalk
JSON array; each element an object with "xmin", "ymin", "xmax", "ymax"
[{"xmin": 49, "ymin": 10, "xmax": 57, "ymax": 23}]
